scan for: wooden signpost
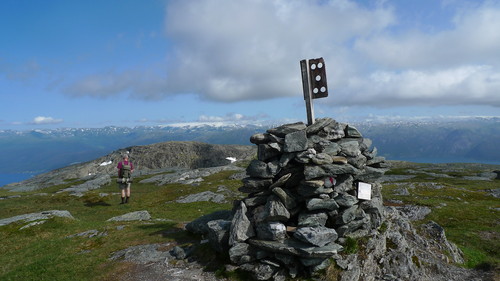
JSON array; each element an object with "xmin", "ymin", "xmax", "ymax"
[{"xmin": 300, "ymin": 57, "xmax": 328, "ymax": 125}]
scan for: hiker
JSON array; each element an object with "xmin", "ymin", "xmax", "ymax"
[{"xmin": 117, "ymin": 153, "xmax": 134, "ymax": 204}]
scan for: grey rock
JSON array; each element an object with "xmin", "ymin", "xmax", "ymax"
[
  {"xmin": 269, "ymin": 173, "xmax": 292, "ymax": 189},
  {"xmin": 185, "ymin": 210, "xmax": 232, "ymax": 235},
  {"xmin": 107, "ymin": 210, "xmax": 151, "ymax": 222},
  {"xmin": 336, "ymin": 216, "xmax": 369, "ymax": 237},
  {"xmin": 348, "ymin": 154, "xmax": 367, "ymax": 169},
  {"xmin": 272, "ymin": 187, "xmax": 297, "ymax": 209},
  {"xmin": 239, "ymin": 177, "xmax": 273, "ymax": 193},
  {"xmin": 304, "ymin": 164, "xmax": 360, "ymax": 180},
  {"xmin": 297, "ymin": 180, "xmax": 334, "ymax": 197},
  {"xmin": 339, "ymin": 140, "xmax": 361, "ymax": 157},
  {"xmin": 176, "ymin": 191, "xmax": 226, "ymax": 204},
  {"xmin": 397, "ymin": 205, "xmax": 432, "ymax": 221},
  {"xmin": 345, "ymin": 125, "xmax": 362, "ymax": 138},
  {"xmin": 312, "ymin": 153, "xmax": 333, "ymax": 165},
  {"xmin": 169, "ymin": 246, "xmax": 187, "ymax": 260},
  {"xmin": 336, "ymin": 205, "xmax": 358, "ymax": 225},
  {"xmin": 322, "ymin": 142, "xmax": 341, "ymax": 156},
  {"xmin": 0, "ymin": 210, "xmax": 75, "ymax": 226},
  {"xmin": 319, "ymin": 122, "xmax": 345, "ymax": 140},
  {"xmin": 264, "ymin": 197, "xmax": 290, "ymax": 222},
  {"xmin": 279, "ymin": 153, "xmax": 296, "ymax": 167},
  {"xmin": 306, "ymin": 198, "xmax": 339, "ymax": 211},
  {"xmin": 363, "ymin": 146, "xmax": 378, "ymax": 159},
  {"xmin": 229, "ymin": 242, "xmax": 255, "ymax": 265},
  {"xmin": 240, "ymin": 262, "xmax": 277, "ymax": 281},
  {"xmin": 109, "ymin": 243, "xmax": 173, "ymax": 264},
  {"xmin": 207, "ymin": 219, "xmax": 231, "ymax": 253},
  {"xmin": 296, "ymin": 242, "xmax": 344, "ymax": 258},
  {"xmin": 306, "ymin": 117, "xmax": 335, "ymax": 135},
  {"xmin": 267, "ymin": 122, "xmax": 307, "ymax": 137},
  {"xmin": 247, "ymin": 239, "xmax": 301, "ymax": 256},
  {"xmin": 355, "ymin": 166, "xmax": 388, "ymax": 182},
  {"xmin": 366, "ymin": 156, "xmax": 386, "ymax": 166},
  {"xmin": 246, "ymin": 160, "xmax": 280, "ymax": 179},
  {"xmin": 333, "ymin": 174, "xmax": 355, "ymax": 193},
  {"xmin": 295, "ymin": 148, "xmax": 316, "ymax": 164},
  {"xmin": 229, "ymin": 201, "xmax": 255, "ymax": 245},
  {"xmin": 258, "ymin": 143, "xmax": 281, "ymax": 161},
  {"xmin": 58, "ymin": 174, "xmax": 112, "ymax": 196},
  {"xmin": 421, "ymin": 221, "xmax": 464, "ymax": 264},
  {"xmin": 335, "ymin": 193, "xmax": 359, "ymax": 207},
  {"xmin": 284, "ymin": 130, "xmax": 308, "ymax": 153},
  {"xmin": 256, "ymin": 222, "xmax": 287, "ymax": 241},
  {"xmin": 67, "ymin": 229, "xmax": 107, "ymax": 238},
  {"xmin": 298, "ymin": 212, "xmax": 329, "ymax": 227},
  {"xmin": 294, "ymin": 226, "xmax": 338, "ymax": 247},
  {"xmin": 250, "ymin": 133, "xmax": 270, "ymax": 144},
  {"xmin": 244, "ymin": 195, "xmax": 269, "ymax": 208}
]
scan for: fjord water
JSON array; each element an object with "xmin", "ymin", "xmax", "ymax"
[{"xmin": 0, "ymin": 173, "xmax": 34, "ymax": 187}]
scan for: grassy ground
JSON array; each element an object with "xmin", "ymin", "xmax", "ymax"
[
  {"xmin": 382, "ymin": 162, "xmax": 500, "ymax": 270},
  {"xmin": 1, "ymin": 162, "xmax": 498, "ymax": 280},
  {"xmin": 0, "ymin": 170, "xmax": 242, "ymax": 281}
]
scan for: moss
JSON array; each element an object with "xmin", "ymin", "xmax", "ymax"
[
  {"xmin": 343, "ymin": 237, "xmax": 359, "ymax": 254},
  {"xmin": 412, "ymin": 255, "xmax": 421, "ymax": 268},
  {"xmin": 379, "ymin": 221, "xmax": 388, "ymax": 234},
  {"xmin": 386, "ymin": 237, "xmax": 398, "ymax": 250}
]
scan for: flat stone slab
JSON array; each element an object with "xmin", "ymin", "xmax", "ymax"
[
  {"xmin": 176, "ymin": 191, "xmax": 226, "ymax": 204},
  {"xmin": 107, "ymin": 210, "xmax": 151, "ymax": 222},
  {"xmin": 0, "ymin": 210, "xmax": 75, "ymax": 226},
  {"xmin": 248, "ymin": 238, "xmax": 343, "ymax": 258},
  {"xmin": 110, "ymin": 243, "xmax": 174, "ymax": 264}
]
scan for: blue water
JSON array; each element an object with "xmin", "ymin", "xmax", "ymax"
[{"xmin": 0, "ymin": 174, "xmax": 35, "ymax": 187}]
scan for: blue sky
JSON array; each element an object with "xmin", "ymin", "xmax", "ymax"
[{"xmin": 1, "ymin": 0, "xmax": 499, "ymax": 130}]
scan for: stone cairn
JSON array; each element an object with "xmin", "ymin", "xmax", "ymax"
[{"xmin": 207, "ymin": 118, "xmax": 389, "ymax": 280}]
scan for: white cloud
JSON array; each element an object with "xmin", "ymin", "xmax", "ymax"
[
  {"xmin": 354, "ymin": 3, "xmax": 500, "ymax": 68},
  {"xmin": 332, "ymin": 65, "xmax": 500, "ymax": 107},
  {"xmin": 31, "ymin": 116, "xmax": 64, "ymax": 125},
  {"xmin": 162, "ymin": 0, "xmax": 394, "ymax": 102},
  {"xmin": 198, "ymin": 112, "xmax": 262, "ymax": 123},
  {"xmin": 63, "ymin": 0, "xmax": 500, "ymax": 109}
]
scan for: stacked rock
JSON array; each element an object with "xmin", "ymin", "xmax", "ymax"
[{"xmin": 220, "ymin": 118, "xmax": 388, "ymax": 280}]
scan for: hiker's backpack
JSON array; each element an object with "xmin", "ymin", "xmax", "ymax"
[{"xmin": 120, "ymin": 162, "xmax": 132, "ymax": 179}]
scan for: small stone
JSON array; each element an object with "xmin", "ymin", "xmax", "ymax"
[
  {"xmin": 250, "ymin": 133, "xmax": 270, "ymax": 144},
  {"xmin": 267, "ymin": 122, "xmax": 307, "ymax": 137},
  {"xmin": 293, "ymin": 226, "xmax": 338, "ymax": 247},
  {"xmin": 306, "ymin": 198, "xmax": 339, "ymax": 211},
  {"xmin": 298, "ymin": 212, "xmax": 329, "ymax": 227},
  {"xmin": 345, "ymin": 125, "xmax": 362, "ymax": 138},
  {"xmin": 284, "ymin": 130, "xmax": 308, "ymax": 153}
]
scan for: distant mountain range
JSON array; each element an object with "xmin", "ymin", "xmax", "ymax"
[{"xmin": 1, "ymin": 117, "xmax": 499, "ymax": 175}]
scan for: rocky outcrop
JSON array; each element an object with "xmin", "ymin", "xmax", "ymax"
[
  {"xmin": 107, "ymin": 210, "xmax": 152, "ymax": 222},
  {"xmin": 0, "ymin": 210, "xmax": 75, "ymax": 228}
]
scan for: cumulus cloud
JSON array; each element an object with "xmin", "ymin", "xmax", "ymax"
[
  {"xmin": 31, "ymin": 116, "xmax": 64, "ymax": 125},
  {"xmin": 64, "ymin": 0, "xmax": 500, "ymax": 108}
]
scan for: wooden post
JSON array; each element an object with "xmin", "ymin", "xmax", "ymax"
[{"xmin": 301, "ymin": 59, "xmax": 315, "ymax": 125}]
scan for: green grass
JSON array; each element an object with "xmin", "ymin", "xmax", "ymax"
[
  {"xmin": 0, "ymin": 170, "xmax": 242, "ymax": 281},
  {"xmin": 382, "ymin": 163, "xmax": 500, "ymax": 270}
]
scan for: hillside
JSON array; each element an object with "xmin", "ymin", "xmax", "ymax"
[
  {"xmin": 2, "ymin": 141, "xmax": 256, "ymax": 192},
  {"xmin": 0, "ymin": 122, "xmax": 499, "ymax": 280}
]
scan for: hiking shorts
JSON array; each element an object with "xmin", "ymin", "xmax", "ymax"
[{"xmin": 118, "ymin": 182, "xmax": 131, "ymax": 189}]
